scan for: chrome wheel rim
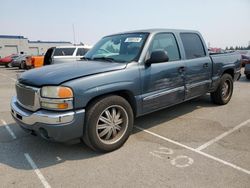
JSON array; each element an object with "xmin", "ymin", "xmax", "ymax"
[
  {"xmin": 96, "ymin": 105, "xmax": 128, "ymax": 144},
  {"xmin": 221, "ymin": 80, "xmax": 231, "ymax": 100}
]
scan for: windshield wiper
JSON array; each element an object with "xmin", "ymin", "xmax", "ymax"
[
  {"xmin": 92, "ymin": 57, "xmax": 115, "ymax": 62},
  {"xmin": 80, "ymin": 56, "xmax": 92, "ymax": 61}
]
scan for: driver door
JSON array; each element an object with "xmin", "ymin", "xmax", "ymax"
[{"xmin": 140, "ymin": 33, "xmax": 185, "ymax": 114}]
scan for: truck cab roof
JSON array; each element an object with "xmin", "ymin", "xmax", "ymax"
[{"xmin": 107, "ymin": 28, "xmax": 201, "ymax": 36}]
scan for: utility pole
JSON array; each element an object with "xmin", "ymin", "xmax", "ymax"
[{"xmin": 72, "ymin": 24, "xmax": 76, "ymax": 45}]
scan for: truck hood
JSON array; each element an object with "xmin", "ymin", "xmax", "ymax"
[{"xmin": 18, "ymin": 61, "xmax": 127, "ymax": 87}]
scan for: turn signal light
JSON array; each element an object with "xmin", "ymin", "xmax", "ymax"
[{"xmin": 58, "ymin": 87, "xmax": 73, "ymax": 98}]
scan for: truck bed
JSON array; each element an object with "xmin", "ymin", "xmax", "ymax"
[{"xmin": 210, "ymin": 51, "xmax": 241, "ymax": 76}]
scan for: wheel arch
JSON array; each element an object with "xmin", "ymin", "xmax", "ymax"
[
  {"xmin": 222, "ymin": 68, "xmax": 234, "ymax": 79},
  {"xmin": 85, "ymin": 90, "xmax": 138, "ymax": 117}
]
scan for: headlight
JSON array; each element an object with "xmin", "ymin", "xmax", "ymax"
[
  {"xmin": 40, "ymin": 86, "xmax": 73, "ymax": 110},
  {"xmin": 41, "ymin": 86, "xmax": 73, "ymax": 98}
]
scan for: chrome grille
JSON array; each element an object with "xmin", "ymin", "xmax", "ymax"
[{"xmin": 16, "ymin": 83, "xmax": 39, "ymax": 111}]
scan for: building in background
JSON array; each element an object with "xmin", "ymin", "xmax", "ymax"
[{"xmin": 0, "ymin": 35, "xmax": 71, "ymax": 57}]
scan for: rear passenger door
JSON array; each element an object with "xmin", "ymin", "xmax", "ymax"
[{"xmin": 180, "ymin": 33, "xmax": 212, "ymax": 99}]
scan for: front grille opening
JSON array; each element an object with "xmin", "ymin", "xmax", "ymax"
[{"xmin": 16, "ymin": 84, "xmax": 35, "ymax": 107}]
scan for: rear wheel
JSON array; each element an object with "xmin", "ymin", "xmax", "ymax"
[
  {"xmin": 211, "ymin": 73, "xmax": 233, "ymax": 105},
  {"xmin": 83, "ymin": 95, "xmax": 134, "ymax": 152}
]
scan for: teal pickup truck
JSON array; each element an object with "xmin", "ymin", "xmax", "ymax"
[{"xmin": 11, "ymin": 29, "xmax": 241, "ymax": 152}]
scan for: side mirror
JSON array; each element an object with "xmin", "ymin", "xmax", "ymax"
[{"xmin": 146, "ymin": 50, "xmax": 169, "ymax": 66}]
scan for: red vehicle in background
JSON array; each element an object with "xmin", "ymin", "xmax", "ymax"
[{"xmin": 0, "ymin": 54, "xmax": 20, "ymax": 67}]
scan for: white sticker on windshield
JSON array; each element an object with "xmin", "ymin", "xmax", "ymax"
[{"xmin": 125, "ymin": 37, "xmax": 142, "ymax": 43}]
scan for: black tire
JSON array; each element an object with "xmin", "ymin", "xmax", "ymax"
[
  {"xmin": 83, "ymin": 95, "xmax": 134, "ymax": 152},
  {"xmin": 4, "ymin": 64, "xmax": 8, "ymax": 68},
  {"xmin": 211, "ymin": 73, "xmax": 233, "ymax": 105},
  {"xmin": 246, "ymin": 74, "xmax": 250, "ymax": 80}
]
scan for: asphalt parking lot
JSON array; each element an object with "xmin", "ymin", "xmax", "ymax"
[{"xmin": 0, "ymin": 66, "xmax": 250, "ymax": 188}]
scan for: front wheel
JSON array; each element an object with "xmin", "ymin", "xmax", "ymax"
[
  {"xmin": 83, "ymin": 95, "xmax": 134, "ymax": 152},
  {"xmin": 20, "ymin": 61, "xmax": 26, "ymax": 69},
  {"xmin": 7, "ymin": 62, "xmax": 12, "ymax": 68},
  {"xmin": 210, "ymin": 73, "xmax": 233, "ymax": 105}
]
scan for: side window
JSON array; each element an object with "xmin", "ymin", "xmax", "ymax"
[
  {"xmin": 180, "ymin": 33, "xmax": 206, "ymax": 59},
  {"xmin": 76, "ymin": 48, "xmax": 87, "ymax": 56},
  {"xmin": 53, "ymin": 48, "xmax": 76, "ymax": 56},
  {"xmin": 149, "ymin": 33, "xmax": 180, "ymax": 61}
]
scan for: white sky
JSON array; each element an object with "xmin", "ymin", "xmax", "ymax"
[{"xmin": 1, "ymin": 0, "xmax": 250, "ymax": 48}]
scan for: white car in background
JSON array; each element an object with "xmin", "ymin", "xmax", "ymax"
[{"xmin": 51, "ymin": 45, "xmax": 92, "ymax": 64}]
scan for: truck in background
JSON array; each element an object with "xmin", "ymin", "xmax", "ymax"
[
  {"xmin": 25, "ymin": 55, "xmax": 44, "ymax": 69},
  {"xmin": 51, "ymin": 45, "xmax": 92, "ymax": 64}
]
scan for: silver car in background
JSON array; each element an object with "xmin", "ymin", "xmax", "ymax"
[
  {"xmin": 11, "ymin": 54, "xmax": 28, "ymax": 69},
  {"xmin": 51, "ymin": 45, "xmax": 92, "ymax": 64}
]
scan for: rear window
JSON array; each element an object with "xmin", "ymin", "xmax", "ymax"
[
  {"xmin": 53, "ymin": 48, "xmax": 76, "ymax": 56},
  {"xmin": 180, "ymin": 33, "xmax": 206, "ymax": 59}
]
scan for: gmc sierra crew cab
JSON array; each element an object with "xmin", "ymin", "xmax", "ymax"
[{"xmin": 11, "ymin": 29, "xmax": 241, "ymax": 152}]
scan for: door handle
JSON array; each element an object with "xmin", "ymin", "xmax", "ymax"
[
  {"xmin": 178, "ymin": 66, "xmax": 185, "ymax": 73},
  {"xmin": 203, "ymin": 63, "xmax": 209, "ymax": 68}
]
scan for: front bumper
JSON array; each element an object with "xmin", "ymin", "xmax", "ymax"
[
  {"xmin": 11, "ymin": 96, "xmax": 85, "ymax": 142},
  {"xmin": 0, "ymin": 62, "xmax": 9, "ymax": 66}
]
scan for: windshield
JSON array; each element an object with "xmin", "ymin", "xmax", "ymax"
[
  {"xmin": 11, "ymin": 55, "xmax": 19, "ymax": 59},
  {"xmin": 84, "ymin": 33, "xmax": 148, "ymax": 63}
]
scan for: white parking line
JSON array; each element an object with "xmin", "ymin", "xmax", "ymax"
[
  {"xmin": 0, "ymin": 73, "xmax": 16, "ymax": 82},
  {"xmin": 56, "ymin": 156, "xmax": 62, "ymax": 161},
  {"xmin": 1, "ymin": 119, "xmax": 17, "ymax": 139},
  {"xmin": 10, "ymin": 77, "xmax": 17, "ymax": 82},
  {"xmin": 149, "ymin": 151, "xmax": 163, "ymax": 159},
  {"xmin": 24, "ymin": 153, "xmax": 51, "ymax": 188},
  {"xmin": 196, "ymin": 119, "xmax": 250, "ymax": 151},
  {"xmin": 134, "ymin": 126, "xmax": 250, "ymax": 175}
]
